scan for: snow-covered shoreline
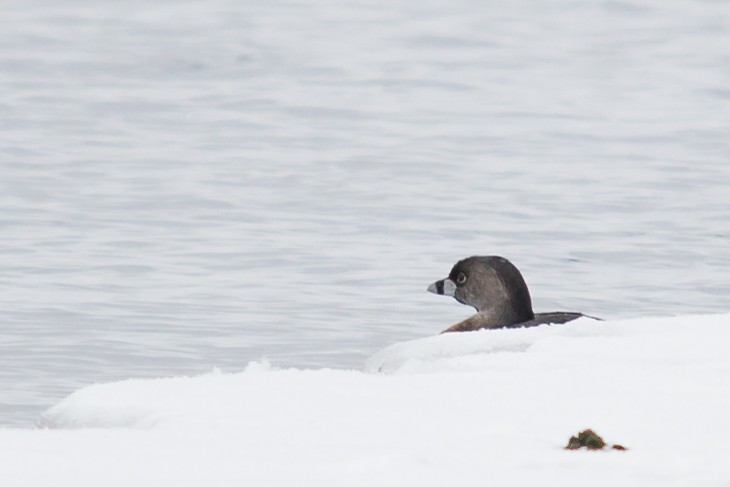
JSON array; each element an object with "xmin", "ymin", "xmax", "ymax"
[{"xmin": 2, "ymin": 314, "xmax": 728, "ymax": 486}]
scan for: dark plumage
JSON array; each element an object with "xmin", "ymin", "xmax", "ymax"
[{"xmin": 427, "ymin": 256, "xmax": 589, "ymax": 333}]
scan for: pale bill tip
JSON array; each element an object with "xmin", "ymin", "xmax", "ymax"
[{"xmin": 427, "ymin": 278, "xmax": 456, "ymax": 297}]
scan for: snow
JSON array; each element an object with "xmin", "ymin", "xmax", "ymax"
[{"xmin": 2, "ymin": 314, "xmax": 729, "ymax": 486}]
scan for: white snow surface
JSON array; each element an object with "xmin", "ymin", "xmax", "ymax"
[{"xmin": 2, "ymin": 314, "xmax": 729, "ymax": 486}]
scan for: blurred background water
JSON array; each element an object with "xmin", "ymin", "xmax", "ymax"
[{"xmin": 1, "ymin": 0, "xmax": 728, "ymax": 426}]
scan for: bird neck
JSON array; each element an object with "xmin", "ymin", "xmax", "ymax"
[{"xmin": 478, "ymin": 301, "xmax": 534, "ymax": 327}]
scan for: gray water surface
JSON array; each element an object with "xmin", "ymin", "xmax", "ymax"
[{"xmin": 1, "ymin": 0, "xmax": 729, "ymax": 426}]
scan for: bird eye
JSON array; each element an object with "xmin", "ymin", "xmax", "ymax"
[{"xmin": 456, "ymin": 272, "xmax": 467, "ymax": 285}]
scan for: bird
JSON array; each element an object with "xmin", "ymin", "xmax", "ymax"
[{"xmin": 427, "ymin": 255, "xmax": 591, "ymax": 333}]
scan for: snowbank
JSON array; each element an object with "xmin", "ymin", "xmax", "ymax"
[{"xmin": 1, "ymin": 314, "xmax": 729, "ymax": 486}]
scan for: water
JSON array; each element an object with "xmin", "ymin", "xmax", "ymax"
[{"xmin": 1, "ymin": 0, "xmax": 729, "ymax": 427}]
